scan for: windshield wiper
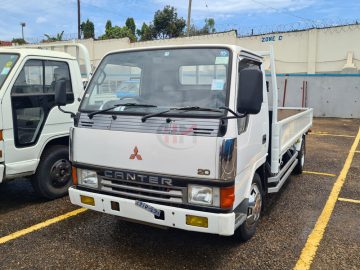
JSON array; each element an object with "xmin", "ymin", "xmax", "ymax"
[
  {"xmin": 88, "ymin": 103, "xmax": 157, "ymax": 119},
  {"xmin": 141, "ymin": 106, "xmax": 222, "ymax": 122},
  {"xmin": 219, "ymin": 106, "xmax": 247, "ymax": 120}
]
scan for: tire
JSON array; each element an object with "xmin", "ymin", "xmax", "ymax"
[
  {"xmin": 293, "ymin": 136, "xmax": 305, "ymax": 175},
  {"xmin": 236, "ymin": 173, "xmax": 264, "ymax": 242},
  {"xmin": 31, "ymin": 145, "xmax": 72, "ymax": 199}
]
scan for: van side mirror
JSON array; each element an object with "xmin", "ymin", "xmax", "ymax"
[
  {"xmin": 54, "ymin": 79, "xmax": 76, "ymax": 118},
  {"xmin": 54, "ymin": 79, "xmax": 67, "ymax": 106},
  {"xmin": 237, "ymin": 68, "xmax": 263, "ymax": 114}
]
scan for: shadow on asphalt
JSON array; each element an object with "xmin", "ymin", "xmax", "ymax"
[{"xmin": 0, "ymin": 178, "xmax": 46, "ymax": 215}]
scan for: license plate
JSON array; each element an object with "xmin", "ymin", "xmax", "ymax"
[{"xmin": 135, "ymin": 200, "xmax": 161, "ymax": 217}]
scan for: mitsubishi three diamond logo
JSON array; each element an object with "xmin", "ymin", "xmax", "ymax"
[{"xmin": 129, "ymin": 146, "xmax": 142, "ymax": 160}]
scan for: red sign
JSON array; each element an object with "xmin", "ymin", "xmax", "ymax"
[{"xmin": 0, "ymin": 41, "xmax": 12, "ymax": 46}]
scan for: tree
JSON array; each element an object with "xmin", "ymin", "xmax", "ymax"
[
  {"xmin": 136, "ymin": 22, "xmax": 155, "ymax": 41},
  {"xmin": 81, "ymin": 19, "xmax": 95, "ymax": 39},
  {"xmin": 100, "ymin": 25, "xmax": 136, "ymax": 42},
  {"xmin": 125, "ymin": 17, "xmax": 136, "ymax": 36},
  {"xmin": 43, "ymin": 31, "xmax": 64, "ymax": 42},
  {"xmin": 204, "ymin": 18, "xmax": 216, "ymax": 34},
  {"xmin": 101, "ymin": 20, "xmax": 136, "ymax": 41},
  {"xmin": 11, "ymin": 38, "xmax": 27, "ymax": 45},
  {"xmin": 105, "ymin": 20, "xmax": 112, "ymax": 34},
  {"xmin": 189, "ymin": 18, "xmax": 216, "ymax": 36},
  {"xmin": 153, "ymin": 5, "xmax": 186, "ymax": 39}
]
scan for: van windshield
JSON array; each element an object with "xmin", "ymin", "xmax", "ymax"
[
  {"xmin": 0, "ymin": 53, "xmax": 19, "ymax": 89},
  {"xmin": 80, "ymin": 47, "xmax": 231, "ymax": 116}
]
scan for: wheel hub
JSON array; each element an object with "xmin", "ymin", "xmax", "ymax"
[
  {"xmin": 246, "ymin": 183, "xmax": 262, "ymax": 226},
  {"xmin": 50, "ymin": 159, "xmax": 72, "ymax": 188}
]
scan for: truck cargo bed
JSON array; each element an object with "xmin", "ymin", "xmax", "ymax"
[
  {"xmin": 270, "ymin": 107, "xmax": 313, "ymax": 173},
  {"xmin": 277, "ymin": 108, "xmax": 305, "ymax": 121}
]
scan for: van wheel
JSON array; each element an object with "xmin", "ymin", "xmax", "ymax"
[
  {"xmin": 293, "ymin": 137, "xmax": 305, "ymax": 175},
  {"xmin": 31, "ymin": 145, "xmax": 72, "ymax": 199},
  {"xmin": 236, "ymin": 173, "xmax": 263, "ymax": 242}
]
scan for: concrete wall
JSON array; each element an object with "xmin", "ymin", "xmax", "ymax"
[
  {"xmin": 237, "ymin": 26, "xmax": 360, "ymax": 74},
  {"xmin": 268, "ymin": 76, "xmax": 360, "ymax": 118},
  {"xmin": 80, "ymin": 38, "xmax": 130, "ymax": 67},
  {"xmin": 46, "ymin": 24, "xmax": 360, "ymax": 75},
  {"xmin": 71, "ymin": 24, "xmax": 360, "ymax": 75}
]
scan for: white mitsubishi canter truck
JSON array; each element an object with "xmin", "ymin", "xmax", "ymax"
[{"xmin": 60, "ymin": 44, "xmax": 313, "ymax": 241}]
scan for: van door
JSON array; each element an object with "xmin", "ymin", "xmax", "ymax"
[{"xmin": 3, "ymin": 58, "xmax": 74, "ymax": 176}]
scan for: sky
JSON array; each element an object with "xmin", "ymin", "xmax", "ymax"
[{"xmin": 0, "ymin": 0, "xmax": 359, "ymax": 42}]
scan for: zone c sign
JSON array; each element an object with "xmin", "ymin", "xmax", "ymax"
[{"xmin": 261, "ymin": 35, "xmax": 283, "ymax": 42}]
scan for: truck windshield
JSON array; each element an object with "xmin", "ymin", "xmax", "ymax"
[
  {"xmin": 0, "ymin": 53, "xmax": 19, "ymax": 89},
  {"xmin": 80, "ymin": 47, "xmax": 231, "ymax": 116}
]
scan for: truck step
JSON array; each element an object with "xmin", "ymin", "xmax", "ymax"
[{"xmin": 268, "ymin": 151, "xmax": 298, "ymax": 193}]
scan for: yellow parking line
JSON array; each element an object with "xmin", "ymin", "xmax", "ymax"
[
  {"xmin": 0, "ymin": 208, "xmax": 87, "ymax": 245},
  {"xmin": 293, "ymin": 128, "xmax": 360, "ymax": 270},
  {"xmin": 303, "ymin": 171, "xmax": 336, "ymax": 177},
  {"xmin": 338, "ymin": 197, "xmax": 360, "ymax": 204},
  {"xmin": 309, "ymin": 132, "xmax": 355, "ymax": 138}
]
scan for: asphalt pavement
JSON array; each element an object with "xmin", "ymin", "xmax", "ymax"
[{"xmin": 0, "ymin": 118, "xmax": 359, "ymax": 270}]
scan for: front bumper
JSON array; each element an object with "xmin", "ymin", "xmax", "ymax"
[{"xmin": 69, "ymin": 186, "xmax": 236, "ymax": 236}]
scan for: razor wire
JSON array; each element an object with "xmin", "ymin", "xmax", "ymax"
[
  {"xmin": 234, "ymin": 18, "xmax": 360, "ymax": 38},
  {"xmin": 16, "ymin": 18, "xmax": 360, "ymax": 44}
]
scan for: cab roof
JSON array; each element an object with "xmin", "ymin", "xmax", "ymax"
[
  {"xmin": 0, "ymin": 48, "xmax": 76, "ymax": 60},
  {"xmin": 105, "ymin": 43, "xmax": 262, "ymax": 60}
]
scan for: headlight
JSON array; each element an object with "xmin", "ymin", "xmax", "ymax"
[
  {"xmin": 77, "ymin": 169, "xmax": 98, "ymax": 188},
  {"xmin": 188, "ymin": 185, "xmax": 220, "ymax": 207}
]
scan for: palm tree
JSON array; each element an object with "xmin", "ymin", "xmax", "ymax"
[{"xmin": 43, "ymin": 31, "xmax": 64, "ymax": 42}]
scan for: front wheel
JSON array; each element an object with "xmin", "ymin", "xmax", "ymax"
[
  {"xmin": 236, "ymin": 173, "xmax": 263, "ymax": 242},
  {"xmin": 31, "ymin": 145, "xmax": 72, "ymax": 199}
]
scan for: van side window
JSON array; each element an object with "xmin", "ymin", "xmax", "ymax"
[
  {"xmin": 45, "ymin": 61, "xmax": 73, "ymax": 94},
  {"xmin": 11, "ymin": 60, "xmax": 73, "ymax": 147}
]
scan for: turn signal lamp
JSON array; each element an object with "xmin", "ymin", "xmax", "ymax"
[
  {"xmin": 80, "ymin": 195, "xmax": 95, "ymax": 206},
  {"xmin": 0, "ymin": 130, "xmax": 3, "ymax": 141},
  {"xmin": 72, "ymin": 166, "xmax": 78, "ymax": 185},
  {"xmin": 220, "ymin": 186, "xmax": 235, "ymax": 209},
  {"xmin": 186, "ymin": 215, "xmax": 208, "ymax": 228}
]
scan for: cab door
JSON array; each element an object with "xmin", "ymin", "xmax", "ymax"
[
  {"xmin": 234, "ymin": 57, "xmax": 269, "ymax": 206},
  {"xmin": 2, "ymin": 58, "xmax": 74, "ymax": 177}
]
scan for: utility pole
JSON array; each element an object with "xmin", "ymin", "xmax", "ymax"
[
  {"xmin": 187, "ymin": 0, "xmax": 192, "ymax": 37},
  {"xmin": 77, "ymin": 0, "xmax": 81, "ymax": 39},
  {"xmin": 20, "ymin": 22, "xmax": 26, "ymax": 40}
]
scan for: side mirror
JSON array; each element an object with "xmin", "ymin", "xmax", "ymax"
[
  {"xmin": 237, "ymin": 68, "xmax": 263, "ymax": 114},
  {"xmin": 54, "ymin": 79, "xmax": 67, "ymax": 106}
]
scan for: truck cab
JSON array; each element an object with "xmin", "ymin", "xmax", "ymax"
[
  {"xmin": 0, "ymin": 47, "xmax": 88, "ymax": 199},
  {"xmin": 66, "ymin": 44, "xmax": 312, "ymax": 240}
]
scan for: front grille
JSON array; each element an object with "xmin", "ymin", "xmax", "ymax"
[
  {"xmin": 78, "ymin": 114, "xmax": 220, "ymax": 137},
  {"xmin": 100, "ymin": 177, "xmax": 186, "ymax": 204}
]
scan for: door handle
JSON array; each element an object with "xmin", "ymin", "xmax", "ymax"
[{"xmin": 262, "ymin": 134, "xmax": 267, "ymax": 144}]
